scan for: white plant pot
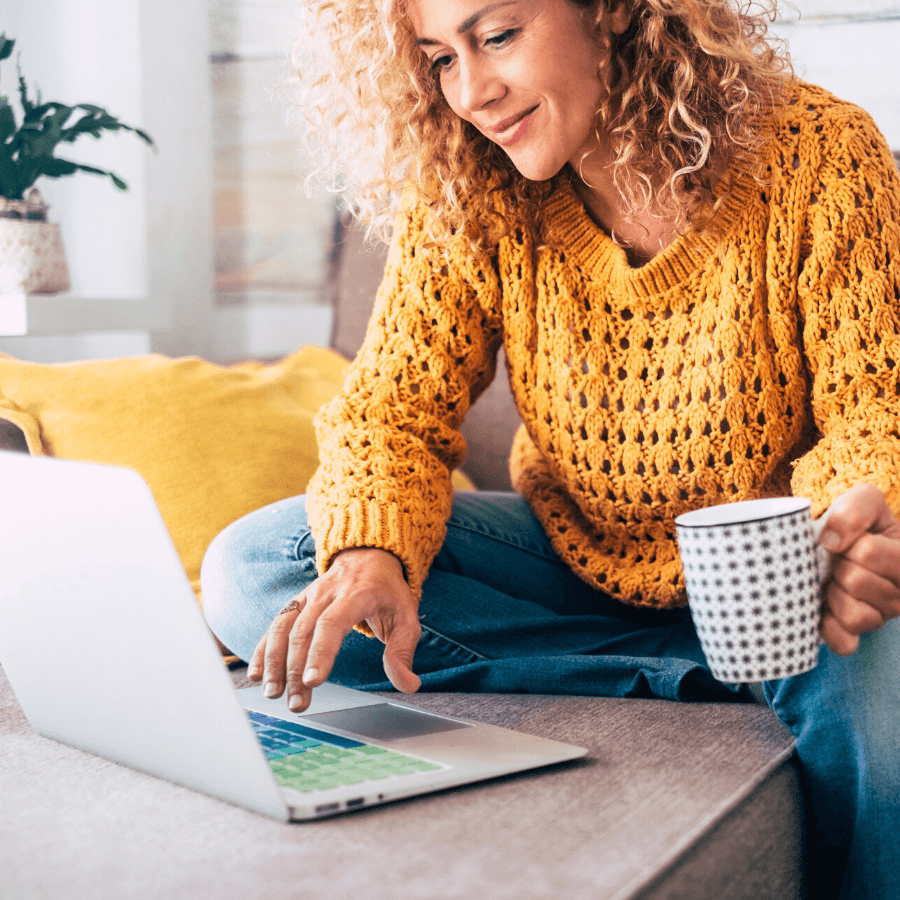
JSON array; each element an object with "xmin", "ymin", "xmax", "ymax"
[{"xmin": 0, "ymin": 218, "xmax": 71, "ymax": 294}]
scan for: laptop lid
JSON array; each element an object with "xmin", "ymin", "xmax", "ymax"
[{"xmin": 0, "ymin": 452, "xmax": 290, "ymax": 819}]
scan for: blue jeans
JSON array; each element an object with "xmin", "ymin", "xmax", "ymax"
[{"xmin": 201, "ymin": 491, "xmax": 900, "ymax": 900}]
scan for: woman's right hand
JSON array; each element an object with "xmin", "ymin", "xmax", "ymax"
[{"xmin": 246, "ymin": 547, "xmax": 422, "ymax": 712}]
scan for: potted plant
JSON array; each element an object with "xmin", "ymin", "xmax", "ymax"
[{"xmin": 0, "ymin": 34, "xmax": 154, "ymax": 294}]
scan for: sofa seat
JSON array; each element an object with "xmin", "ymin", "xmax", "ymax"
[{"xmin": 0, "ymin": 663, "xmax": 804, "ymax": 899}]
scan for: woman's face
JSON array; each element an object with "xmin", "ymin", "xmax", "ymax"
[{"xmin": 407, "ymin": 0, "xmax": 628, "ymax": 182}]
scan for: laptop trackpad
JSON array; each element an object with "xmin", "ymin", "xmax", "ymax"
[{"xmin": 305, "ymin": 703, "xmax": 471, "ymax": 741}]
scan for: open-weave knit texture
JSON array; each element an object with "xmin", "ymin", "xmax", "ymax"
[{"xmin": 307, "ymin": 81, "xmax": 900, "ymax": 609}]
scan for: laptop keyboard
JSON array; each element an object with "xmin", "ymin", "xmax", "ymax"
[{"xmin": 247, "ymin": 711, "xmax": 446, "ymax": 794}]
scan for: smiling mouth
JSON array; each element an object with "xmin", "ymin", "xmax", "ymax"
[{"xmin": 491, "ymin": 105, "xmax": 539, "ymax": 138}]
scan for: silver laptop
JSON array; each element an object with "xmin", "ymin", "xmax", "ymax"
[{"xmin": 0, "ymin": 452, "xmax": 586, "ymax": 820}]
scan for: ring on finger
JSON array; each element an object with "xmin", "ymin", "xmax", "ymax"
[{"xmin": 277, "ymin": 598, "xmax": 304, "ymax": 617}]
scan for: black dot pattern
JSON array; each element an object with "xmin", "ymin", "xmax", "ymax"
[{"xmin": 676, "ymin": 511, "xmax": 822, "ymax": 683}]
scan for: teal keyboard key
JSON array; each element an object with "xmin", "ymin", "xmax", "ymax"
[{"xmin": 267, "ymin": 731, "xmax": 320, "ymax": 750}]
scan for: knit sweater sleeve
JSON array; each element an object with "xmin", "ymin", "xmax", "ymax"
[
  {"xmin": 305, "ymin": 206, "xmax": 504, "ymax": 597},
  {"xmin": 790, "ymin": 106, "xmax": 900, "ymax": 516}
]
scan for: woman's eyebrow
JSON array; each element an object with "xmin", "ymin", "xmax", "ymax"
[{"xmin": 416, "ymin": 1, "xmax": 517, "ymax": 46}]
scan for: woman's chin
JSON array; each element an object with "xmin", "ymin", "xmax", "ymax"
[{"xmin": 507, "ymin": 155, "xmax": 566, "ymax": 183}]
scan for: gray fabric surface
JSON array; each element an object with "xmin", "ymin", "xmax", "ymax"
[
  {"xmin": 1, "ymin": 663, "xmax": 803, "ymax": 900},
  {"xmin": 639, "ymin": 762, "xmax": 807, "ymax": 899}
]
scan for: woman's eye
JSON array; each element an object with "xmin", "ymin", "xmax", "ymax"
[
  {"xmin": 428, "ymin": 28, "xmax": 518, "ymax": 74},
  {"xmin": 431, "ymin": 53, "xmax": 454, "ymax": 73},
  {"xmin": 485, "ymin": 29, "xmax": 517, "ymax": 47}
]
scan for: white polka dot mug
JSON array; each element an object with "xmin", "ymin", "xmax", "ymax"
[{"xmin": 675, "ymin": 497, "xmax": 832, "ymax": 683}]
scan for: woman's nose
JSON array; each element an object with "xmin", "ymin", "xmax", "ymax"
[{"xmin": 457, "ymin": 57, "xmax": 504, "ymax": 113}]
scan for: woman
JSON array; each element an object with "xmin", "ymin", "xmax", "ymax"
[{"xmin": 201, "ymin": 1, "xmax": 900, "ymax": 896}]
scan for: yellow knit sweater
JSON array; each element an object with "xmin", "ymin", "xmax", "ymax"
[{"xmin": 307, "ymin": 81, "xmax": 900, "ymax": 610}]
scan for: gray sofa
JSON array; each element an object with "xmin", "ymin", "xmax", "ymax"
[{"xmin": 0, "ymin": 215, "xmax": 809, "ymax": 899}]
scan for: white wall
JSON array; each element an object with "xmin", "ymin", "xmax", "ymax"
[
  {"xmin": 1, "ymin": 1, "xmax": 148, "ymax": 300},
  {"xmin": 208, "ymin": 0, "xmax": 335, "ymax": 360},
  {"xmin": 781, "ymin": 1, "xmax": 900, "ymax": 16},
  {"xmin": 772, "ymin": 2, "xmax": 900, "ymax": 147},
  {"xmin": 141, "ymin": 0, "xmax": 217, "ymax": 358}
]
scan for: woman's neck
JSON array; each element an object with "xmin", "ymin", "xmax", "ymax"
[{"xmin": 570, "ymin": 164, "xmax": 679, "ymax": 267}]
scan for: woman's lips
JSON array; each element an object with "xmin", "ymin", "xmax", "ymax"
[{"xmin": 491, "ymin": 106, "xmax": 538, "ymax": 147}]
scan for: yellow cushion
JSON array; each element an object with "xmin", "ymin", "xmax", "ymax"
[{"xmin": 0, "ymin": 344, "xmax": 476, "ymax": 616}]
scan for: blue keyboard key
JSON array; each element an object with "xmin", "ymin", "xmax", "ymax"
[
  {"xmin": 274, "ymin": 720, "xmax": 364, "ymax": 749},
  {"xmin": 246, "ymin": 712, "xmax": 364, "ymax": 749}
]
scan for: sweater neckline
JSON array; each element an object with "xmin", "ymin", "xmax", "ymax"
[{"xmin": 540, "ymin": 171, "xmax": 753, "ymax": 299}]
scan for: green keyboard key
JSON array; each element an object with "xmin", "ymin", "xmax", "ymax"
[
  {"xmin": 300, "ymin": 778, "xmax": 342, "ymax": 792},
  {"xmin": 354, "ymin": 767, "xmax": 391, "ymax": 780},
  {"xmin": 380, "ymin": 757, "xmax": 419, "ymax": 768},
  {"xmin": 305, "ymin": 748, "xmax": 348, "ymax": 763},
  {"xmin": 267, "ymin": 729, "xmax": 444, "ymax": 792},
  {"xmin": 276, "ymin": 773, "xmax": 341, "ymax": 792},
  {"xmin": 280, "ymin": 762, "xmax": 313, "ymax": 776},
  {"xmin": 333, "ymin": 770, "xmax": 368, "ymax": 786},
  {"xmin": 410, "ymin": 760, "xmax": 442, "ymax": 772},
  {"xmin": 381, "ymin": 751, "xmax": 420, "ymax": 764}
]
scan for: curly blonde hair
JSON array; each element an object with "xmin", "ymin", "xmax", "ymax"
[{"xmin": 294, "ymin": 0, "xmax": 793, "ymax": 251}]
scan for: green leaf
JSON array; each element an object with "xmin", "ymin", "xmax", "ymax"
[
  {"xmin": 59, "ymin": 106, "xmax": 155, "ymax": 149},
  {"xmin": 133, "ymin": 127, "xmax": 154, "ymax": 147},
  {"xmin": 37, "ymin": 157, "xmax": 131, "ymax": 191},
  {"xmin": 0, "ymin": 148, "xmax": 21, "ymax": 198},
  {"xmin": 23, "ymin": 101, "xmax": 73, "ymax": 125},
  {"xmin": 36, "ymin": 157, "xmax": 79, "ymax": 178},
  {"xmin": 60, "ymin": 109, "xmax": 108, "ymax": 142},
  {"xmin": 0, "ymin": 101, "xmax": 15, "ymax": 142},
  {"xmin": 0, "ymin": 35, "xmax": 14, "ymax": 62},
  {"xmin": 17, "ymin": 81, "xmax": 41, "ymax": 118},
  {"xmin": 26, "ymin": 106, "xmax": 71, "ymax": 158}
]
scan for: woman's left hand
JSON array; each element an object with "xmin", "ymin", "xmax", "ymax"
[{"xmin": 818, "ymin": 483, "xmax": 900, "ymax": 655}]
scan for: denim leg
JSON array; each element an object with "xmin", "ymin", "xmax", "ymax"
[
  {"xmin": 762, "ymin": 621, "xmax": 900, "ymax": 900},
  {"xmin": 201, "ymin": 495, "xmax": 319, "ymax": 665},
  {"xmin": 201, "ymin": 492, "xmax": 746, "ymax": 702}
]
